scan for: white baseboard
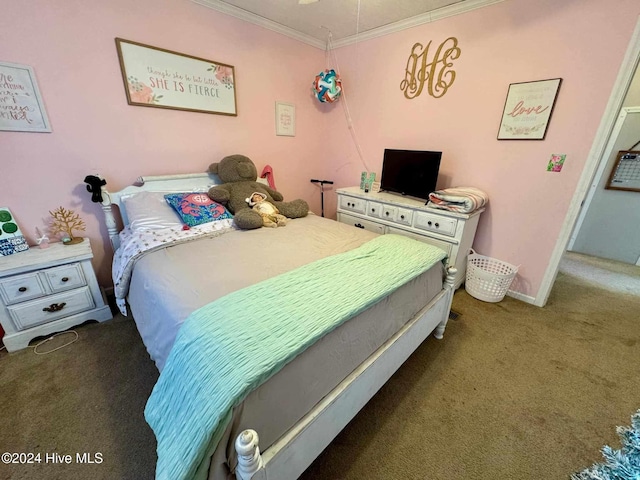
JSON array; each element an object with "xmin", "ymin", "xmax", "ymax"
[{"xmin": 506, "ymin": 289, "xmax": 536, "ymax": 305}]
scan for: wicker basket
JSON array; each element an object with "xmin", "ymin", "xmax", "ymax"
[{"xmin": 465, "ymin": 249, "xmax": 518, "ymax": 303}]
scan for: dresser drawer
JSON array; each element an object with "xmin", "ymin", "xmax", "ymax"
[
  {"xmin": 338, "ymin": 213, "xmax": 385, "ymax": 234},
  {"xmin": 8, "ymin": 287, "xmax": 95, "ymax": 330},
  {"xmin": 339, "ymin": 195, "xmax": 366, "ymax": 214},
  {"xmin": 381, "ymin": 205, "xmax": 398, "ymax": 221},
  {"xmin": 0, "ymin": 272, "xmax": 47, "ymax": 305},
  {"xmin": 44, "ymin": 263, "xmax": 87, "ymax": 293},
  {"xmin": 387, "ymin": 226, "xmax": 453, "ymax": 259},
  {"xmin": 395, "ymin": 208, "xmax": 413, "ymax": 226},
  {"xmin": 414, "ymin": 212, "xmax": 458, "ymax": 237},
  {"xmin": 367, "ymin": 201, "xmax": 382, "ymax": 218}
]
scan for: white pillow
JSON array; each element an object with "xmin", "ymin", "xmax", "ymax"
[{"xmin": 122, "ymin": 191, "xmax": 183, "ymax": 231}]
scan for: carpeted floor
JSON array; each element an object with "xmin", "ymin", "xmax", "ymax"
[{"xmin": 1, "ymin": 262, "xmax": 638, "ymax": 480}]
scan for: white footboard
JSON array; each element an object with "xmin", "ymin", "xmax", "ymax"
[{"xmin": 235, "ymin": 266, "xmax": 457, "ymax": 480}]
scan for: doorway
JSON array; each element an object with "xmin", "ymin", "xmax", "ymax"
[{"xmin": 537, "ymin": 17, "xmax": 640, "ymax": 307}]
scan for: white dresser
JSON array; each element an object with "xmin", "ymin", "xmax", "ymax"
[
  {"xmin": 336, "ymin": 187, "xmax": 484, "ymax": 289},
  {"xmin": 0, "ymin": 239, "xmax": 112, "ymax": 352}
]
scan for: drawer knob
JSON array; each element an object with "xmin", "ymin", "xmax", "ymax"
[
  {"xmin": 18, "ymin": 286, "xmax": 27, "ymax": 292},
  {"xmin": 385, "ymin": 212, "xmax": 389, "ymax": 216},
  {"xmin": 428, "ymin": 221, "xmax": 432, "ymax": 226},
  {"xmin": 435, "ymin": 223, "xmax": 440, "ymax": 228},
  {"xmin": 43, "ymin": 302, "xmax": 66, "ymax": 313},
  {"xmin": 371, "ymin": 208, "xmax": 375, "ymax": 212},
  {"xmin": 354, "ymin": 223, "xmax": 365, "ymax": 229},
  {"xmin": 61, "ymin": 277, "xmax": 69, "ymax": 282},
  {"xmin": 400, "ymin": 215, "xmax": 405, "ymax": 219}
]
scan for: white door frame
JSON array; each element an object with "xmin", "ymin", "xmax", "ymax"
[
  {"xmin": 567, "ymin": 106, "xmax": 640, "ymax": 250},
  {"xmin": 536, "ymin": 16, "xmax": 640, "ymax": 307}
]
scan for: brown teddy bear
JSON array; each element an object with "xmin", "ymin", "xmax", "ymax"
[{"xmin": 207, "ymin": 154, "xmax": 309, "ymax": 229}]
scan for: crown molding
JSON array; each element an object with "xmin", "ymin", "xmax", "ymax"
[
  {"xmin": 192, "ymin": 0, "xmax": 507, "ymax": 50},
  {"xmin": 332, "ymin": 0, "xmax": 507, "ymax": 48}
]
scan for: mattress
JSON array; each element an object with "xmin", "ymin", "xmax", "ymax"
[{"xmin": 124, "ymin": 214, "xmax": 444, "ymax": 478}]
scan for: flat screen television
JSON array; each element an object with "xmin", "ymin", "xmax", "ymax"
[{"xmin": 380, "ymin": 149, "xmax": 442, "ymax": 201}]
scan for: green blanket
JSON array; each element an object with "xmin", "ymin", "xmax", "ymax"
[{"xmin": 145, "ymin": 234, "xmax": 446, "ymax": 480}]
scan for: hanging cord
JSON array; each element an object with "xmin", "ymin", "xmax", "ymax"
[{"xmin": 322, "ymin": 0, "xmax": 371, "ymax": 173}]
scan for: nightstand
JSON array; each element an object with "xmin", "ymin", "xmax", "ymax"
[{"xmin": 0, "ymin": 239, "xmax": 112, "ymax": 352}]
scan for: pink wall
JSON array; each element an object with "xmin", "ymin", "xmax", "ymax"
[
  {"xmin": 3, "ymin": 0, "xmax": 639, "ymax": 302},
  {"xmin": 321, "ymin": 0, "xmax": 640, "ymax": 300},
  {"xmin": 1, "ymin": 0, "xmax": 328, "ymax": 284}
]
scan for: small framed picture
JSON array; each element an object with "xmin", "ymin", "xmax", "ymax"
[
  {"xmin": 275, "ymin": 102, "xmax": 295, "ymax": 136},
  {"xmin": 497, "ymin": 78, "xmax": 562, "ymax": 140}
]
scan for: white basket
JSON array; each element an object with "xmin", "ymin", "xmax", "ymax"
[{"xmin": 465, "ymin": 249, "xmax": 518, "ymax": 303}]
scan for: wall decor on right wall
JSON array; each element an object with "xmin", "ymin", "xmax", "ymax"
[{"xmin": 497, "ymin": 78, "xmax": 562, "ymax": 140}]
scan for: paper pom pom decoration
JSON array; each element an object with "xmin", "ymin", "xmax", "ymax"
[{"xmin": 312, "ymin": 69, "xmax": 342, "ymax": 103}]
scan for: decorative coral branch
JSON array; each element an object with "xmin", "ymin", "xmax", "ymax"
[{"xmin": 49, "ymin": 207, "xmax": 86, "ymax": 241}]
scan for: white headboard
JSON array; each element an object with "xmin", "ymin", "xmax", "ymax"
[{"xmin": 99, "ymin": 172, "xmax": 268, "ymax": 251}]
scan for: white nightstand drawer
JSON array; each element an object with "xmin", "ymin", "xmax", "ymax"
[
  {"xmin": 0, "ymin": 273, "xmax": 47, "ymax": 305},
  {"xmin": 44, "ymin": 263, "xmax": 87, "ymax": 293},
  {"xmin": 8, "ymin": 287, "xmax": 95, "ymax": 330},
  {"xmin": 339, "ymin": 195, "xmax": 366, "ymax": 214},
  {"xmin": 414, "ymin": 212, "xmax": 458, "ymax": 236},
  {"xmin": 339, "ymin": 213, "xmax": 385, "ymax": 234}
]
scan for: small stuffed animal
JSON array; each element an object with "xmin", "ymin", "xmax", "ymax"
[
  {"xmin": 247, "ymin": 192, "xmax": 287, "ymax": 228},
  {"xmin": 84, "ymin": 175, "xmax": 107, "ymax": 203},
  {"xmin": 208, "ymin": 155, "xmax": 309, "ymax": 229}
]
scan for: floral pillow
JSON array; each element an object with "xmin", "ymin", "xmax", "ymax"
[{"xmin": 164, "ymin": 193, "xmax": 233, "ymax": 227}]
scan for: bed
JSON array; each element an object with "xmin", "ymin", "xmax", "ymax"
[{"xmin": 97, "ymin": 172, "xmax": 457, "ymax": 480}]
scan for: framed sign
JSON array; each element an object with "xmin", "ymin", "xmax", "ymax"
[
  {"xmin": 275, "ymin": 102, "xmax": 295, "ymax": 136},
  {"xmin": 0, "ymin": 62, "xmax": 51, "ymax": 132},
  {"xmin": 497, "ymin": 78, "xmax": 562, "ymax": 140},
  {"xmin": 115, "ymin": 38, "xmax": 237, "ymax": 116}
]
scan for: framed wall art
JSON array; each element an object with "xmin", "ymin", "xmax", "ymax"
[
  {"xmin": 0, "ymin": 62, "xmax": 51, "ymax": 132},
  {"xmin": 0, "ymin": 208, "xmax": 29, "ymax": 256},
  {"xmin": 497, "ymin": 78, "xmax": 562, "ymax": 140},
  {"xmin": 605, "ymin": 150, "xmax": 640, "ymax": 192},
  {"xmin": 115, "ymin": 38, "xmax": 237, "ymax": 116},
  {"xmin": 275, "ymin": 102, "xmax": 295, "ymax": 136}
]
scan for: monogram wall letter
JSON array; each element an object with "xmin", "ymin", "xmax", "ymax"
[{"xmin": 400, "ymin": 37, "xmax": 461, "ymax": 100}]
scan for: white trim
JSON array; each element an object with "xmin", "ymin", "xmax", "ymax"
[
  {"xmin": 568, "ymin": 106, "xmax": 640, "ymax": 249},
  {"xmin": 333, "ymin": 0, "xmax": 506, "ymax": 48},
  {"xmin": 192, "ymin": 0, "xmax": 507, "ymax": 50},
  {"xmin": 536, "ymin": 16, "xmax": 640, "ymax": 308},
  {"xmin": 506, "ymin": 289, "xmax": 535, "ymax": 305}
]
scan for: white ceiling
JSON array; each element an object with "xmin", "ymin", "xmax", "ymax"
[{"xmin": 193, "ymin": 0, "xmax": 505, "ymax": 48}]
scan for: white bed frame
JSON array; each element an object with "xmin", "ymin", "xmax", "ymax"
[{"xmin": 98, "ymin": 172, "xmax": 457, "ymax": 480}]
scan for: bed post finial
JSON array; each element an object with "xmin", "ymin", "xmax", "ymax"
[
  {"xmin": 235, "ymin": 429, "xmax": 264, "ymax": 480},
  {"xmin": 444, "ymin": 266, "xmax": 457, "ymax": 289}
]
